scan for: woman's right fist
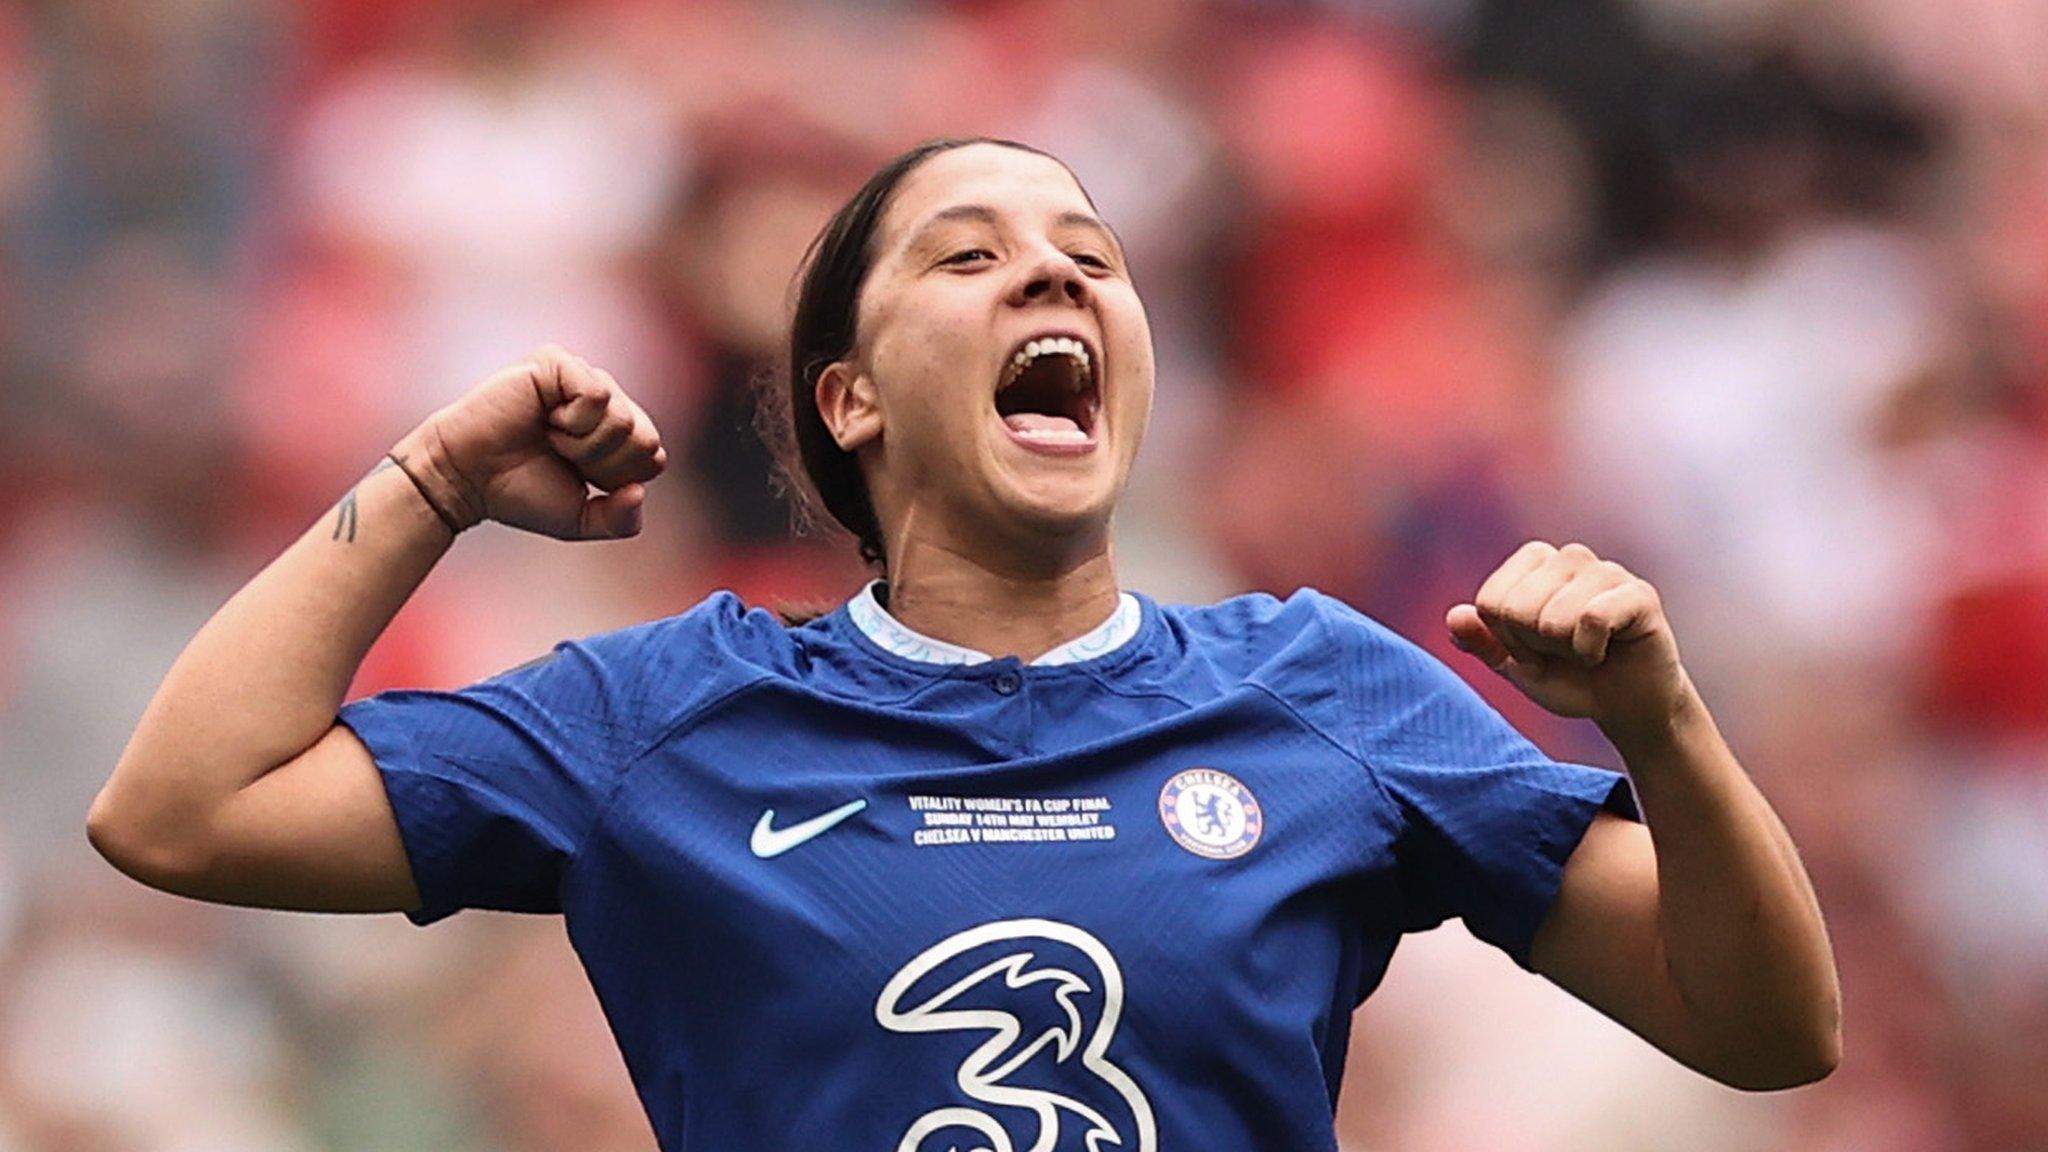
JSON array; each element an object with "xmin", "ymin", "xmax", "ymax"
[{"xmin": 392, "ymin": 346, "xmax": 668, "ymax": 540}]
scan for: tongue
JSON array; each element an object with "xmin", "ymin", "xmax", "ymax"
[{"xmin": 1002, "ymin": 412, "xmax": 1083, "ymax": 435}]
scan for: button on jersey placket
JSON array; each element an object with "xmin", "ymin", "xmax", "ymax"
[{"xmin": 979, "ymin": 660, "xmax": 1033, "ymax": 757}]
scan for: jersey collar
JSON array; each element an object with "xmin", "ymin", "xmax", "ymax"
[{"xmin": 846, "ymin": 580, "xmax": 1143, "ymax": 667}]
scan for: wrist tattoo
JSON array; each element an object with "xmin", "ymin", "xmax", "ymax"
[{"xmin": 330, "ymin": 456, "xmax": 399, "ymax": 543}]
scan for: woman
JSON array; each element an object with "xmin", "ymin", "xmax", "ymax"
[{"xmin": 89, "ymin": 137, "xmax": 1840, "ymax": 1149}]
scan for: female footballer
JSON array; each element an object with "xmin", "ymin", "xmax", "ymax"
[{"xmin": 89, "ymin": 137, "xmax": 1839, "ymax": 1149}]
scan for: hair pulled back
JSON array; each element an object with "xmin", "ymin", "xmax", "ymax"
[{"xmin": 754, "ymin": 135, "xmax": 1061, "ymax": 576}]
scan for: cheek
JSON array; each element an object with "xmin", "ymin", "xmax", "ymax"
[
  {"xmin": 1109, "ymin": 294, "xmax": 1153, "ymax": 369},
  {"xmin": 1114, "ymin": 344, "xmax": 1156, "ymax": 449},
  {"xmin": 870, "ymin": 291, "xmax": 983, "ymax": 403},
  {"xmin": 1113, "ymin": 319, "xmax": 1155, "ymax": 405},
  {"xmin": 874, "ymin": 343, "xmax": 985, "ymax": 444}
]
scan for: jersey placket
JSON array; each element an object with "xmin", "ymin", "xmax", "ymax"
[{"xmin": 969, "ymin": 659, "xmax": 1033, "ymax": 760}]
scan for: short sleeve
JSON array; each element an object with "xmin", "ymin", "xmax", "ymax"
[
  {"xmin": 337, "ymin": 620, "xmax": 673, "ymax": 926},
  {"xmin": 1315, "ymin": 593, "xmax": 1643, "ymax": 970}
]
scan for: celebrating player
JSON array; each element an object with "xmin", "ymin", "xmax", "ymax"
[{"xmin": 88, "ymin": 137, "xmax": 1839, "ymax": 1149}]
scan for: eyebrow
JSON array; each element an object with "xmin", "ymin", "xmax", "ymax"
[{"xmin": 906, "ymin": 203, "xmax": 1126, "ymax": 258}]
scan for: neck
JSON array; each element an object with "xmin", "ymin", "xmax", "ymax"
[{"xmin": 881, "ymin": 537, "xmax": 1122, "ymax": 664}]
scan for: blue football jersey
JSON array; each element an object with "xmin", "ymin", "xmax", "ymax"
[{"xmin": 337, "ymin": 585, "xmax": 1640, "ymax": 1151}]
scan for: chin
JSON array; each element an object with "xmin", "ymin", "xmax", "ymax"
[
  {"xmin": 965, "ymin": 447, "xmax": 1127, "ymax": 547},
  {"xmin": 997, "ymin": 486, "xmax": 1116, "ymax": 542}
]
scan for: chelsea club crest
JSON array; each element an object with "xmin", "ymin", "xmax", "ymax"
[{"xmin": 1158, "ymin": 769, "xmax": 1263, "ymax": 859}]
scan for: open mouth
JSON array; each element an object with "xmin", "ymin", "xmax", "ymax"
[{"xmin": 994, "ymin": 333, "xmax": 1102, "ymax": 452}]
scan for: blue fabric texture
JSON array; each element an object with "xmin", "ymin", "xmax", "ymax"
[{"xmin": 336, "ymin": 586, "xmax": 1641, "ymax": 1150}]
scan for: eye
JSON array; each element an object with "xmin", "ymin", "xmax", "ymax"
[
  {"xmin": 943, "ymin": 248, "xmax": 996, "ymax": 266},
  {"xmin": 1070, "ymin": 252, "xmax": 1112, "ymax": 270}
]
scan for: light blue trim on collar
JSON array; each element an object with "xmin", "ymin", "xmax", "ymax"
[{"xmin": 846, "ymin": 580, "xmax": 1141, "ymax": 667}]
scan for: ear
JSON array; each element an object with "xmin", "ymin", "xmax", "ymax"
[{"xmin": 816, "ymin": 360, "xmax": 884, "ymax": 453}]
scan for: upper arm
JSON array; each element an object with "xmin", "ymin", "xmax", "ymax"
[
  {"xmin": 203, "ymin": 723, "xmax": 424, "ymax": 912},
  {"xmin": 1528, "ymin": 811, "xmax": 1703, "ymax": 1070},
  {"xmin": 91, "ymin": 723, "xmax": 424, "ymax": 914},
  {"xmin": 91, "ymin": 599, "xmax": 746, "ymax": 921}
]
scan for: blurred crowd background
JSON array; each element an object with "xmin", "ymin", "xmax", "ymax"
[{"xmin": 1, "ymin": 0, "xmax": 2045, "ymax": 1148}]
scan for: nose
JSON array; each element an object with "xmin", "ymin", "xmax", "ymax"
[{"xmin": 1007, "ymin": 249, "xmax": 1090, "ymax": 309}]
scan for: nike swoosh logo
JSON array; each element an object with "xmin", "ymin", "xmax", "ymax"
[{"xmin": 750, "ymin": 798, "xmax": 869, "ymax": 859}]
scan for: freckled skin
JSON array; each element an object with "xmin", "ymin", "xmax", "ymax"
[{"xmin": 819, "ymin": 144, "xmax": 1157, "ymax": 572}]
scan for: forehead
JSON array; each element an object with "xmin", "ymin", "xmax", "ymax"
[{"xmin": 878, "ymin": 144, "xmax": 1094, "ymax": 251}]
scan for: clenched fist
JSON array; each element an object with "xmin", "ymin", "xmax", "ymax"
[
  {"xmin": 392, "ymin": 346, "xmax": 667, "ymax": 540},
  {"xmin": 1446, "ymin": 541, "xmax": 1698, "ymax": 738}
]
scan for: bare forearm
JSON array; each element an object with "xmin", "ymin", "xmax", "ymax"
[
  {"xmin": 94, "ymin": 447, "xmax": 454, "ymax": 839},
  {"xmin": 1604, "ymin": 693, "xmax": 1842, "ymax": 1086}
]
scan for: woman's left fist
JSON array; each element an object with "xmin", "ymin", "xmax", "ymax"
[{"xmin": 1446, "ymin": 541, "xmax": 1696, "ymax": 736}]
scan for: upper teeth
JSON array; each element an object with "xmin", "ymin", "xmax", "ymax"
[{"xmin": 1006, "ymin": 336, "xmax": 1094, "ymax": 390}]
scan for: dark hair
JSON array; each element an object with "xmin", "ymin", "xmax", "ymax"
[{"xmin": 753, "ymin": 135, "xmax": 1068, "ymax": 580}]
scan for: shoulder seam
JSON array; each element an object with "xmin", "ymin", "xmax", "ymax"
[
  {"xmin": 1242, "ymin": 676, "xmax": 1405, "ymax": 871},
  {"xmin": 1241, "ymin": 679, "xmax": 1400, "ymax": 821},
  {"xmin": 560, "ymin": 672, "xmax": 780, "ymax": 896},
  {"xmin": 1306, "ymin": 597, "xmax": 1405, "ymax": 819}
]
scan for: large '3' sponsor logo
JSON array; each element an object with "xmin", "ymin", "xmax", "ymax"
[{"xmin": 875, "ymin": 918, "xmax": 1157, "ymax": 1152}]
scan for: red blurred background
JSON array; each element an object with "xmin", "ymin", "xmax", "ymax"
[{"xmin": 1, "ymin": 0, "xmax": 2044, "ymax": 1148}]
